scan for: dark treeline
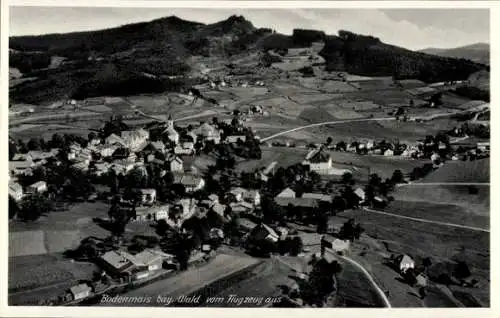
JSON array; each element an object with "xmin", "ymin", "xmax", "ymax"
[
  {"xmin": 9, "ymin": 51, "xmax": 52, "ymax": 73},
  {"xmin": 453, "ymin": 86, "xmax": 490, "ymax": 102},
  {"xmin": 319, "ymin": 31, "xmax": 485, "ymax": 83}
]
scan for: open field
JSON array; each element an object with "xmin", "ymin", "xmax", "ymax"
[
  {"xmin": 9, "ymin": 253, "xmax": 99, "ymax": 305},
  {"xmin": 340, "ymin": 208, "xmax": 489, "ymax": 306},
  {"xmin": 381, "ymin": 200, "xmax": 489, "ymax": 229},
  {"xmin": 420, "ymin": 158, "xmax": 490, "ymax": 183},
  {"xmin": 394, "ymin": 185, "xmax": 489, "ymax": 217}
]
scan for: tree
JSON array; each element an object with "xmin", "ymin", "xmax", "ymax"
[
  {"xmin": 316, "ymin": 212, "xmax": 328, "ymax": 234},
  {"xmin": 422, "ymin": 257, "xmax": 432, "ymax": 270},
  {"xmin": 9, "ymin": 196, "xmax": 20, "ymax": 219},
  {"xmin": 290, "ymin": 236, "xmax": 303, "ymax": 256},
  {"xmin": 18, "ymin": 194, "xmax": 53, "ymax": 222},
  {"xmin": 454, "ymin": 261, "xmax": 471, "ymax": 280},
  {"xmin": 341, "ymin": 172, "xmax": 355, "ymax": 186},
  {"xmin": 88, "ymin": 132, "xmax": 97, "ymax": 142},
  {"xmin": 391, "ymin": 169, "xmax": 404, "ymax": 184},
  {"xmin": 9, "ymin": 141, "xmax": 17, "ymax": 160},
  {"xmin": 326, "ymin": 137, "xmax": 333, "ymax": 146},
  {"xmin": 27, "ymin": 138, "xmax": 41, "ymax": 151}
]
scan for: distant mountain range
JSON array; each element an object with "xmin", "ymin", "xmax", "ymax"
[
  {"xmin": 9, "ymin": 15, "xmax": 489, "ymax": 104},
  {"xmin": 419, "ymin": 43, "xmax": 489, "ymax": 65}
]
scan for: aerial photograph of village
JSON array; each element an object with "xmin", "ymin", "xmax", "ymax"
[{"xmin": 7, "ymin": 7, "xmax": 490, "ymax": 308}]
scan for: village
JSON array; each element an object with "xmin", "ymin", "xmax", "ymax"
[{"xmin": 8, "ymin": 98, "xmax": 489, "ymax": 306}]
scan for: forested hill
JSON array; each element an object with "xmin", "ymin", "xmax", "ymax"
[
  {"xmin": 317, "ymin": 31, "xmax": 486, "ymax": 83},
  {"xmin": 9, "ymin": 15, "xmax": 487, "ymax": 104}
]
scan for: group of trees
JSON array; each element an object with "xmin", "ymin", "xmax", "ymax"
[
  {"xmin": 10, "ymin": 193, "xmax": 54, "ymax": 222},
  {"xmin": 9, "ymin": 51, "xmax": 52, "ymax": 74},
  {"xmin": 301, "ymin": 255, "xmax": 342, "ymax": 307}
]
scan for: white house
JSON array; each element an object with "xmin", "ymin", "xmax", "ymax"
[
  {"xmin": 193, "ymin": 123, "xmax": 221, "ymax": 144},
  {"xmin": 26, "ymin": 181, "xmax": 47, "ymax": 194},
  {"xmin": 226, "ymin": 135, "xmax": 247, "ymax": 144},
  {"xmin": 167, "ymin": 155, "xmax": 184, "ymax": 173},
  {"xmin": 139, "ymin": 189, "xmax": 156, "ymax": 205},
  {"xmin": 384, "ymin": 149, "xmax": 394, "ymax": 157},
  {"xmin": 175, "ymin": 175, "xmax": 205, "ymax": 193},
  {"xmin": 354, "ymin": 188, "xmax": 366, "ymax": 202},
  {"xmin": 121, "ymin": 129, "xmax": 149, "ymax": 151},
  {"xmin": 98, "ymin": 144, "xmax": 119, "ymax": 158},
  {"xmin": 430, "ymin": 153, "xmax": 440, "ymax": 162},
  {"xmin": 69, "ymin": 284, "xmax": 92, "ymax": 301},
  {"xmin": 134, "ymin": 205, "xmax": 169, "ymax": 221},
  {"xmin": 164, "ymin": 116, "xmax": 180, "ymax": 145},
  {"xmin": 302, "ymin": 149, "xmax": 334, "ymax": 174},
  {"xmin": 105, "ymin": 133, "xmax": 126, "ymax": 147},
  {"xmin": 243, "ymin": 190, "xmax": 261, "ymax": 206},
  {"xmin": 229, "ymin": 187, "xmax": 247, "ymax": 202},
  {"xmin": 397, "ymin": 254, "xmax": 415, "ymax": 273},
  {"xmin": 277, "ymin": 187, "xmax": 296, "ymax": 198},
  {"xmin": 8, "ymin": 182, "xmax": 23, "ymax": 201}
]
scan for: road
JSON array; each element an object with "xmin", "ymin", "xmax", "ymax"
[
  {"xmin": 260, "ymin": 117, "xmax": 396, "ymax": 142},
  {"xmin": 363, "ymin": 207, "xmax": 490, "ymax": 233},
  {"xmin": 339, "ymin": 255, "xmax": 392, "ymax": 308},
  {"xmin": 396, "ymin": 182, "xmax": 489, "ymax": 187},
  {"xmin": 260, "ymin": 107, "xmax": 482, "ymax": 143}
]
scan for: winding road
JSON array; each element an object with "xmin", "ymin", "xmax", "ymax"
[
  {"xmin": 363, "ymin": 207, "xmax": 490, "ymax": 233},
  {"xmin": 339, "ymin": 255, "xmax": 392, "ymax": 308}
]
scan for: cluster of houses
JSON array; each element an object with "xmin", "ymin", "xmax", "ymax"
[{"xmin": 8, "ymin": 115, "xmax": 260, "ymax": 205}]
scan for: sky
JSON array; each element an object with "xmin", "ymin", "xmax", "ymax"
[{"xmin": 9, "ymin": 7, "xmax": 490, "ymax": 50}]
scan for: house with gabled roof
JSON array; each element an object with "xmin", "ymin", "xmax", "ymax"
[{"xmin": 9, "ymin": 182, "xmax": 23, "ymax": 201}]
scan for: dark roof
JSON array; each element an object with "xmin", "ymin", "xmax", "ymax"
[
  {"xmin": 308, "ymin": 149, "xmax": 330, "ymax": 163},
  {"xmin": 113, "ymin": 147, "xmax": 131, "ymax": 157},
  {"xmin": 275, "ymin": 197, "xmax": 319, "ymax": 208}
]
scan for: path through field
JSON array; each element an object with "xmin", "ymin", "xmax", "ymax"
[{"xmin": 363, "ymin": 208, "xmax": 490, "ymax": 233}]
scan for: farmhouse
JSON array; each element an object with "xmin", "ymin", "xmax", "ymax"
[
  {"xmin": 138, "ymin": 189, "xmax": 156, "ymax": 205},
  {"xmin": 175, "ymin": 198, "xmax": 197, "ymax": 221},
  {"xmin": 250, "ymin": 223, "xmax": 280, "ymax": 243},
  {"xmin": 396, "ymin": 254, "xmax": 415, "ymax": 274},
  {"xmin": 68, "ymin": 284, "xmax": 92, "ymax": 301},
  {"xmin": 26, "ymin": 181, "xmax": 47, "ymax": 194},
  {"xmin": 96, "ymin": 144, "xmax": 119, "ymax": 158},
  {"xmin": 192, "ymin": 122, "xmax": 221, "ymax": 144},
  {"xmin": 243, "ymin": 190, "xmax": 261, "ymax": 206},
  {"xmin": 98, "ymin": 250, "xmax": 135, "ymax": 276},
  {"xmin": 121, "ymin": 129, "xmax": 150, "ymax": 151},
  {"xmin": 321, "ymin": 235, "xmax": 350, "ymax": 255},
  {"xmin": 8, "ymin": 182, "xmax": 23, "ymax": 201},
  {"xmin": 9, "ymin": 160, "xmax": 35, "ymax": 176},
  {"xmin": 167, "ymin": 155, "xmax": 184, "ymax": 173},
  {"xmin": 105, "ymin": 133, "xmax": 126, "ymax": 147},
  {"xmin": 302, "ymin": 148, "xmax": 337, "ymax": 174},
  {"xmin": 133, "ymin": 205, "xmax": 169, "ymax": 222},
  {"xmin": 126, "ymin": 249, "xmax": 163, "ymax": 271},
  {"xmin": 226, "ymin": 135, "xmax": 247, "ymax": 144},
  {"xmin": 228, "ymin": 187, "xmax": 247, "ymax": 202},
  {"xmin": 173, "ymin": 174, "xmax": 205, "ymax": 193},
  {"xmin": 354, "ymin": 188, "xmax": 366, "ymax": 202}
]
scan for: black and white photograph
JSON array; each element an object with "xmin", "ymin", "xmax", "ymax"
[{"xmin": 4, "ymin": 2, "xmax": 492, "ymax": 311}]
